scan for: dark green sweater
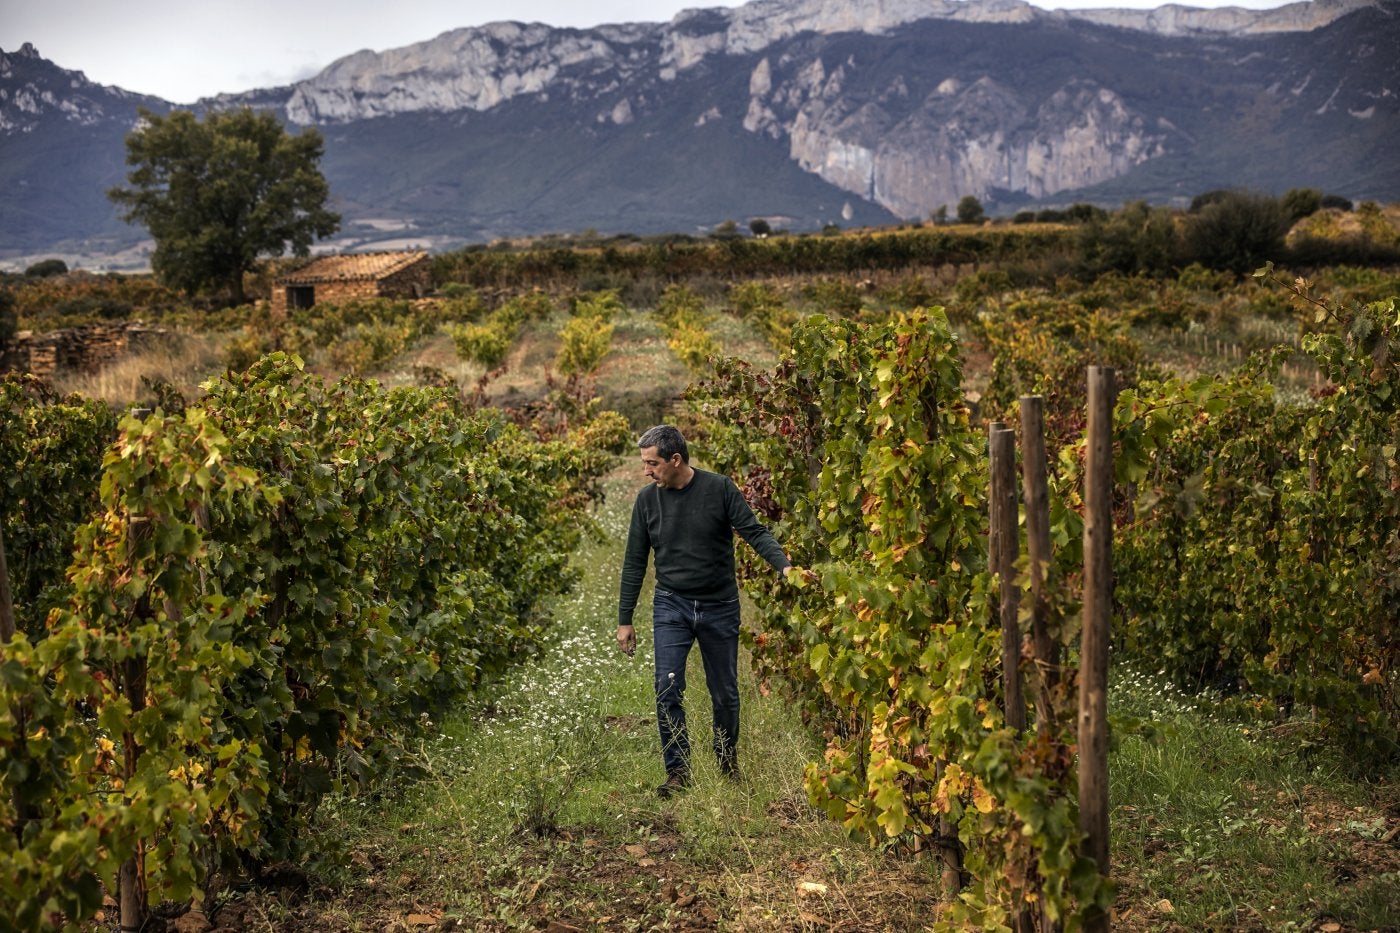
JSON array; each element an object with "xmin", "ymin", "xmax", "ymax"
[{"xmin": 618, "ymin": 468, "xmax": 789, "ymax": 626}]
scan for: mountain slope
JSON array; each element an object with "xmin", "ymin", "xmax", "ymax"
[
  {"xmin": 1, "ymin": 0, "xmax": 1397, "ymax": 264},
  {"xmin": 0, "ymin": 43, "xmax": 170, "ymax": 253}
]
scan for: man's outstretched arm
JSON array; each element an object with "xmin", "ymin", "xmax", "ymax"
[{"xmin": 725, "ymin": 480, "xmax": 790, "ymax": 572}]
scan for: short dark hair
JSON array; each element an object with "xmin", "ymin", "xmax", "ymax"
[{"xmin": 638, "ymin": 424, "xmax": 689, "ymax": 463}]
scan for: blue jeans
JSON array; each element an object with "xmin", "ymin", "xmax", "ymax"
[{"xmin": 652, "ymin": 589, "xmax": 742, "ymax": 776}]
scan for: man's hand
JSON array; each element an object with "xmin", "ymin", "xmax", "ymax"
[
  {"xmin": 616, "ymin": 624, "xmax": 636, "ymax": 657},
  {"xmin": 783, "ymin": 565, "xmax": 819, "ymax": 588}
]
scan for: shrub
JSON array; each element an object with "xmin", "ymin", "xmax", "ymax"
[
  {"xmin": 728, "ymin": 281, "xmax": 783, "ymax": 320},
  {"xmin": 1176, "ymin": 262, "xmax": 1236, "ymax": 293},
  {"xmin": 956, "ymin": 195, "xmax": 986, "ymax": 225},
  {"xmin": 0, "ymin": 289, "xmax": 15, "ymax": 349},
  {"xmin": 438, "ymin": 284, "xmax": 486, "ymax": 320},
  {"xmin": 24, "ymin": 258, "xmax": 68, "ymax": 278},
  {"xmin": 654, "ymin": 283, "xmax": 706, "ymax": 325},
  {"xmin": 663, "ymin": 314, "xmax": 720, "ymax": 373},
  {"xmin": 799, "ymin": 278, "xmax": 864, "ymax": 317},
  {"xmin": 1181, "ymin": 191, "xmax": 1291, "ymax": 274},
  {"xmin": 878, "ymin": 274, "xmax": 937, "ymax": 311},
  {"xmin": 709, "ymin": 219, "xmax": 741, "ymax": 240},
  {"xmin": 438, "ymin": 281, "xmax": 476, "ymax": 299},
  {"xmin": 1076, "ymin": 200, "xmax": 1181, "ymax": 277},
  {"xmin": 1189, "ymin": 189, "xmax": 1234, "ymax": 212},
  {"xmin": 568, "ymin": 289, "xmax": 624, "ymax": 322},
  {"xmin": 1065, "ymin": 202, "xmax": 1108, "ymax": 223},
  {"xmin": 1282, "ymin": 187, "xmax": 1323, "ymax": 221},
  {"xmin": 729, "ymin": 281, "xmax": 796, "ymax": 349},
  {"xmin": 448, "ymin": 321, "xmax": 513, "ymax": 368},
  {"xmin": 653, "ymin": 284, "xmax": 719, "ymax": 373},
  {"xmin": 953, "ymin": 269, "xmax": 1014, "ymax": 305},
  {"xmin": 505, "ymin": 289, "xmax": 555, "ymax": 321},
  {"xmin": 325, "ymin": 320, "xmax": 414, "ymax": 374},
  {"xmin": 555, "ymin": 310, "xmax": 614, "ymax": 377}
]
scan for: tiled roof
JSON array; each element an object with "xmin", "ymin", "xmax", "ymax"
[{"xmin": 274, "ymin": 251, "xmax": 427, "ymax": 285}]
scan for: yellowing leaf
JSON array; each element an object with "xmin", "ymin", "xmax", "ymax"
[{"xmin": 972, "ymin": 782, "xmax": 997, "ymax": 814}]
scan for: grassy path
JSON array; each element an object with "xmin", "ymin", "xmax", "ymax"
[
  {"xmin": 208, "ymin": 465, "xmax": 1398, "ymax": 932},
  {"xmin": 222, "ymin": 469, "xmax": 939, "ymax": 932}
]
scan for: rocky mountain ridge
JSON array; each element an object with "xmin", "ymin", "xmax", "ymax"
[
  {"xmin": 263, "ymin": 0, "xmax": 1380, "ymax": 125},
  {"xmin": 1, "ymin": 0, "xmax": 1397, "ymax": 264},
  {"xmin": 0, "ymin": 42, "xmax": 164, "ymax": 135}
]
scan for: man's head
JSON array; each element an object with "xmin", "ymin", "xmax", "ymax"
[{"xmin": 638, "ymin": 424, "xmax": 691, "ymax": 488}]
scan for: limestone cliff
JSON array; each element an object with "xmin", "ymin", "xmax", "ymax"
[
  {"xmin": 285, "ymin": 22, "xmax": 659, "ymax": 124},
  {"xmin": 749, "ymin": 54, "xmax": 1171, "ymax": 218},
  {"xmin": 2, "ymin": 0, "xmax": 1396, "ymax": 256},
  {"xmin": 276, "ymin": 0, "xmax": 1380, "ymax": 125},
  {"xmin": 0, "ymin": 42, "xmax": 160, "ymax": 134},
  {"xmin": 254, "ymin": 0, "xmax": 1387, "ymax": 223}
]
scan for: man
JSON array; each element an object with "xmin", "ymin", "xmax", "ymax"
[{"xmin": 617, "ymin": 424, "xmax": 790, "ymax": 798}]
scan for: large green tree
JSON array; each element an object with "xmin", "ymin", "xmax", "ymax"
[
  {"xmin": 109, "ymin": 107, "xmax": 340, "ymax": 302},
  {"xmin": 956, "ymin": 194, "xmax": 985, "ymax": 225}
]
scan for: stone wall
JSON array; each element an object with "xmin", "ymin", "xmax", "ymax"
[
  {"xmin": 379, "ymin": 261, "xmax": 433, "ymax": 300},
  {"xmin": 0, "ymin": 321, "xmax": 168, "ymax": 381}
]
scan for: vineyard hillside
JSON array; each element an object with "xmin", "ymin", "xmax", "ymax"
[{"xmin": 1, "ymin": 216, "xmax": 1398, "ymax": 930}]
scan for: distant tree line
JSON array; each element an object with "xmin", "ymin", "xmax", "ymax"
[
  {"xmin": 1074, "ymin": 188, "xmax": 1393, "ymax": 277},
  {"xmin": 425, "ymin": 186, "xmax": 1393, "ymax": 295}
]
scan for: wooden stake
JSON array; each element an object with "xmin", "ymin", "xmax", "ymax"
[
  {"xmin": 1079, "ymin": 368, "xmax": 1115, "ymax": 933},
  {"xmin": 0, "ymin": 522, "xmax": 13, "ymax": 644},
  {"xmin": 1019, "ymin": 397, "xmax": 1059, "ymax": 732},
  {"xmin": 934, "ymin": 759, "xmax": 964, "ymax": 895},
  {"xmin": 991, "ymin": 426, "xmax": 1025, "ymax": 733},
  {"xmin": 0, "ymin": 520, "xmax": 35, "ymax": 846},
  {"xmin": 120, "ymin": 408, "xmax": 151, "ymax": 933}
]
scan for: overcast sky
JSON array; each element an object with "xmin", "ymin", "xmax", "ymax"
[{"xmin": 2, "ymin": 0, "xmax": 1298, "ymax": 103}]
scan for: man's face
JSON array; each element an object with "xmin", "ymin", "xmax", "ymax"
[{"xmin": 641, "ymin": 446, "xmax": 684, "ymax": 488}]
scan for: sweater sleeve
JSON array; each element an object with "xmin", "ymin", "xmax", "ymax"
[
  {"xmin": 618, "ymin": 493, "xmax": 651, "ymax": 626},
  {"xmin": 725, "ymin": 479, "xmax": 791, "ymax": 573}
]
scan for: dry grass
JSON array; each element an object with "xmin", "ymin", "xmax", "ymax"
[
  {"xmin": 376, "ymin": 307, "xmax": 775, "ymax": 429},
  {"xmin": 49, "ymin": 330, "xmax": 232, "ymax": 408}
]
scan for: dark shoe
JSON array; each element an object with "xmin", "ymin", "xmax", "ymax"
[
  {"xmin": 719, "ymin": 755, "xmax": 742, "ymax": 784},
  {"xmin": 656, "ymin": 770, "xmax": 692, "ymax": 799}
]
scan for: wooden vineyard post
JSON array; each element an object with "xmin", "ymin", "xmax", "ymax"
[
  {"xmin": 934, "ymin": 760, "xmax": 965, "ymax": 895},
  {"xmin": 0, "ymin": 522, "xmax": 14, "ymax": 643},
  {"xmin": 1019, "ymin": 396, "xmax": 1059, "ymax": 733},
  {"xmin": 1079, "ymin": 368, "xmax": 1115, "ymax": 933},
  {"xmin": 1, "ymin": 518, "xmax": 33, "ymax": 847},
  {"xmin": 991, "ymin": 424, "xmax": 1025, "ymax": 733},
  {"xmin": 119, "ymin": 408, "xmax": 151, "ymax": 933},
  {"xmin": 988, "ymin": 421, "xmax": 1005, "ymax": 581},
  {"xmin": 992, "ymin": 422, "xmax": 1033, "ymax": 932}
]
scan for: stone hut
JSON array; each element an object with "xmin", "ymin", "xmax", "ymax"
[{"xmin": 270, "ymin": 251, "xmax": 432, "ymax": 314}]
